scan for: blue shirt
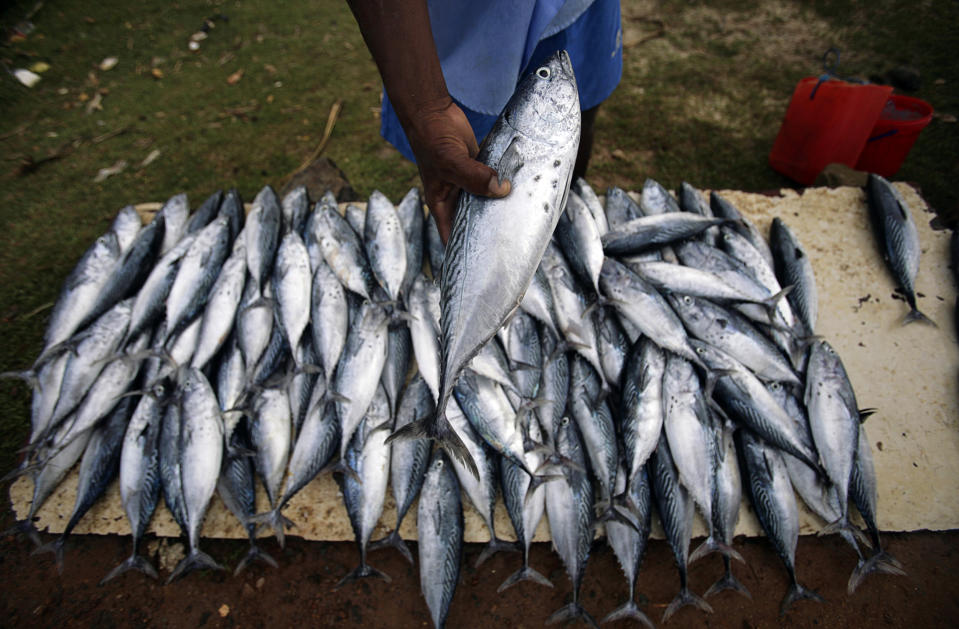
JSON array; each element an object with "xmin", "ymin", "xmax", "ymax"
[{"xmin": 380, "ymin": 0, "xmax": 622, "ymax": 162}]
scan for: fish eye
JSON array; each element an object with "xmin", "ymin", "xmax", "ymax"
[
  {"xmin": 682, "ymin": 296, "xmax": 691, "ymax": 304},
  {"xmin": 771, "ymin": 382, "xmax": 780, "ymax": 390},
  {"xmin": 696, "ymin": 347, "xmax": 705, "ymax": 354},
  {"xmin": 561, "ymin": 416, "xmax": 570, "ymax": 425},
  {"xmin": 436, "ymin": 460, "xmax": 444, "ymax": 468},
  {"xmin": 537, "ymin": 67, "xmax": 551, "ymax": 80}
]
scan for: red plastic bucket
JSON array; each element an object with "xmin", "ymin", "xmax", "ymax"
[
  {"xmin": 854, "ymin": 94, "xmax": 933, "ymax": 177},
  {"xmin": 769, "ymin": 77, "xmax": 893, "ymax": 185}
]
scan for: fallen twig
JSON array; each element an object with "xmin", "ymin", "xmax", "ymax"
[{"xmin": 281, "ymin": 99, "xmax": 342, "ymax": 186}]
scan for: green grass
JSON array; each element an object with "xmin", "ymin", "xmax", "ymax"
[{"xmin": 0, "ymin": 0, "xmax": 957, "ymax": 473}]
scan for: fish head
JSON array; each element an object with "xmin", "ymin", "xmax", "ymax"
[{"xmin": 504, "ymin": 50, "xmax": 580, "ymax": 146}]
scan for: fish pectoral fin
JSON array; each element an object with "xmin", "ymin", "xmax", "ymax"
[{"xmin": 496, "ymin": 136, "xmax": 525, "ymax": 185}]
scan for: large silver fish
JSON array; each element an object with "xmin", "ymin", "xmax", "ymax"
[
  {"xmin": 417, "ymin": 451, "xmax": 462, "ymax": 629},
  {"xmin": 865, "ymin": 173, "xmax": 933, "ymax": 325},
  {"xmin": 394, "ymin": 51, "xmax": 581, "ymax": 475}
]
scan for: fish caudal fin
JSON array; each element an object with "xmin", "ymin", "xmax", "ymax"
[
  {"xmin": 546, "ymin": 603, "xmax": 599, "ymax": 629},
  {"xmin": 166, "ymin": 549, "xmax": 225, "ymax": 584},
  {"xmin": 847, "ymin": 551, "xmax": 906, "ymax": 594},
  {"xmin": 334, "ymin": 561, "xmax": 392, "ymax": 590},
  {"xmin": 31, "ymin": 537, "xmax": 66, "ymax": 574},
  {"xmin": 663, "ymin": 586, "xmax": 713, "ymax": 623},
  {"xmin": 234, "ymin": 542, "xmax": 278, "ymax": 576},
  {"xmin": 496, "ymin": 565, "xmax": 553, "ymax": 593},
  {"xmin": 689, "ymin": 536, "xmax": 744, "ymax": 565},
  {"xmin": 601, "ymin": 600, "xmax": 654, "ymax": 628},
  {"xmin": 475, "ymin": 537, "xmax": 519, "ymax": 568},
  {"xmin": 387, "ymin": 415, "xmax": 479, "ymax": 480},
  {"xmin": 368, "ymin": 529, "xmax": 414, "ymax": 565},
  {"xmin": 779, "ymin": 581, "xmax": 824, "ymax": 616},
  {"xmin": 903, "ymin": 307, "xmax": 936, "ymax": 327},
  {"xmin": 250, "ymin": 508, "xmax": 295, "ymax": 549},
  {"xmin": 100, "ymin": 554, "xmax": 159, "ymax": 585},
  {"xmin": 704, "ymin": 566, "xmax": 752, "ymax": 600}
]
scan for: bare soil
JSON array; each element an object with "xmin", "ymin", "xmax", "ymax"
[{"xmin": 2, "ymin": 512, "xmax": 956, "ymax": 629}]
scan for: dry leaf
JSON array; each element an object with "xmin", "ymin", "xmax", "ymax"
[
  {"xmin": 85, "ymin": 92, "xmax": 103, "ymax": 115},
  {"xmin": 151, "ymin": 68, "xmax": 164, "ymax": 79},
  {"xmin": 226, "ymin": 69, "xmax": 244, "ymax": 85},
  {"xmin": 93, "ymin": 160, "xmax": 127, "ymax": 183},
  {"xmin": 99, "ymin": 56, "xmax": 118, "ymax": 71}
]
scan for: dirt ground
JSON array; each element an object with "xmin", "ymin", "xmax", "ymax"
[{"xmin": 2, "ymin": 509, "xmax": 957, "ymax": 628}]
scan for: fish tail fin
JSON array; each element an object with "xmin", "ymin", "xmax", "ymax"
[
  {"xmin": 330, "ymin": 459, "xmax": 362, "ymax": 484},
  {"xmin": 496, "ymin": 565, "xmax": 553, "ymax": 593},
  {"xmin": 3, "ymin": 518, "xmax": 42, "ymax": 547},
  {"xmin": 0, "ymin": 369, "xmax": 37, "ymax": 388},
  {"xmin": 663, "ymin": 586, "xmax": 713, "ymax": 622},
  {"xmin": 368, "ymin": 529, "xmax": 414, "ymax": 565},
  {"xmin": 760, "ymin": 285, "xmax": 794, "ymax": 314},
  {"xmin": 903, "ymin": 307, "xmax": 936, "ymax": 327},
  {"xmin": 847, "ymin": 551, "xmax": 906, "ymax": 594},
  {"xmin": 100, "ymin": 553, "xmax": 159, "ymax": 585},
  {"xmin": 546, "ymin": 603, "xmax": 599, "ymax": 628},
  {"xmin": 601, "ymin": 599, "xmax": 654, "ymax": 628},
  {"xmin": 689, "ymin": 535, "xmax": 744, "ymax": 565},
  {"xmin": 388, "ymin": 414, "xmax": 479, "ymax": 480},
  {"xmin": 524, "ymin": 471, "xmax": 563, "ymax": 506},
  {"xmin": 779, "ymin": 580, "xmax": 824, "ymax": 616},
  {"xmin": 475, "ymin": 537, "xmax": 519, "ymax": 568},
  {"xmin": 250, "ymin": 508, "xmax": 295, "ymax": 548},
  {"xmin": 166, "ymin": 548, "xmax": 225, "ymax": 584},
  {"xmin": 32, "ymin": 536, "xmax": 67, "ymax": 574},
  {"xmin": 593, "ymin": 502, "xmax": 641, "ymax": 533},
  {"xmin": 704, "ymin": 561, "xmax": 752, "ymax": 600},
  {"xmin": 0, "ymin": 463, "xmax": 33, "ymax": 484},
  {"xmin": 334, "ymin": 561, "xmax": 392, "ymax": 590},
  {"xmin": 234, "ymin": 541, "xmax": 278, "ymax": 576}
]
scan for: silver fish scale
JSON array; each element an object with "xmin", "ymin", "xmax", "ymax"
[
  {"xmin": 418, "ymin": 452, "xmax": 462, "ymax": 629},
  {"xmin": 669, "ymin": 293, "xmax": 799, "ymax": 385},
  {"xmin": 178, "ymin": 369, "xmax": 224, "ymax": 547},
  {"xmin": 620, "ymin": 338, "xmax": 665, "ymax": 484},
  {"xmin": 805, "ymin": 340, "xmax": 860, "ymax": 515},
  {"xmin": 545, "ymin": 417, "xmax": 593, "ymax": 599},
  {"xmin": 365, "ymin": 190, "xmax": 408, "ymax": 302},
  {"xmin": 273, "ymin": 231, "xmax": 312, "ymax": 354},
  {"xmin": 125, "ymin": 232, "xmax": 196, "ymax": 344},
  {"xmin": 333, "ymin": 302, "xmax": 389, "ymax": 460},
  {"xmin": 245, "ymin": 186, "xmax": 281, "ymax": 291},
  {"xmin": 158, "ymin": 193, "xmax": 189, "ymax": 256},
  {"xmin": 600, "ymin": 258, "xmax": 700, "ymax": 366},
  {"xmin": 192, "ymin": 234, "xmax": 247, "ymax": 370},
  {"xmin": 165, "ymin": 215, "xmax": 231, "ymax": 337},
  {"xmin": 251, "ymin": 387, "xmax": 292, "ymax": 507},
  {"xmin": 111, "ymin": 205, "xmax": 143, "ymax": 254},
  {"xmin": 663, "ymin": 354, "xmax": 715, "ymax": 519},
  {"xmin": 46, "ymin": 298, "xmax": 133, "ymax": 435},
  {"xmin": 569, "ymin": 355, "xmax": 618, "ymax": 501},
  {"xmin": 395, "ymin": 187, "xmax": 425, "ymax": 300},
  {"xmin": 311, "ymin": 259, "xmax": 348, "ymax": 385},
  {"xmin": 770, "ymin": 217, "xmax": 818, "ymax": 334},
  {"xmin": 43, "ymin": 231, "xmax": 121, "ymax": 353},
  {"xmin": 390, "ymin": 376, "xmax": 433, "ymax": 521}
]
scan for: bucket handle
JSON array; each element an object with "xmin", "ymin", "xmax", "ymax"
[
  {"xmin": 810, "ymin": 47, "xmax": 866, "ymax": 100},
  {"xmin": 867, "ymin": 128, "xmax": 899, "ymax": 142}
]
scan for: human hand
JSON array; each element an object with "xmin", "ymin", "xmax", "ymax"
[{"xmin": 405, "ymin": 98, "xmax": 511, "ymax": 243}]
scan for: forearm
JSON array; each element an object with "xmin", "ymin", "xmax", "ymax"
[{"xmin": 346, "ymin": 0, "xmax": 451, "ymax": 127}]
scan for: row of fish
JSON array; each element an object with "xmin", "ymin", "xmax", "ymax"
[
  {"xmin": 7, "ymin": 49, "xmax": 916, "ymax": 627},
  {"xmin": 6, "ymin": 177, "xmax": 910, "ymax": 626}
]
